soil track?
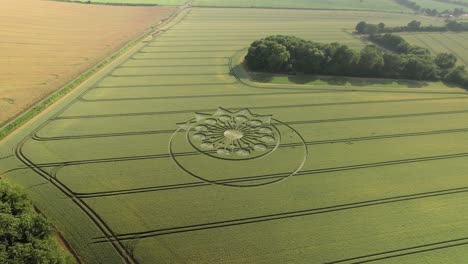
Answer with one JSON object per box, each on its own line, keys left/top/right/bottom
{"left": 0, "top": 0, "right": 175, "bottom": 126}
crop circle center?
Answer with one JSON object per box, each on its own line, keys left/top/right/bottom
{"left": 224, "top": 129, "right": 243, "bottom": 140}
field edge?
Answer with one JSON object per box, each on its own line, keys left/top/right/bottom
{"left": 0, "top": 6, "right": 182, "bottom": 141}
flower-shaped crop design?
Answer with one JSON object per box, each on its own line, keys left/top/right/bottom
{"left": 184, "top": 108, "right": 280, "bottom": 160}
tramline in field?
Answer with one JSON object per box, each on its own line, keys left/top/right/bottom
{"left": 2, "top": 2, "right": 468, "bottom": 264}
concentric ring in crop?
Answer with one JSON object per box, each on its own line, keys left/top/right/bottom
{"left": 169, "top": 108, "right": 308, "bottom": 187}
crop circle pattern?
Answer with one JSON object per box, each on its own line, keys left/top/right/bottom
{"left": 170, "top": 108, "right": 308, "bottom": 187}
{"left": 187, "top": 108, "right": 281, "bottom": 160}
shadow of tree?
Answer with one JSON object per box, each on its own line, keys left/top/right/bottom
{"left": 250, "top": 73, "right": 274, "bottom": 83}
{"left": 288, "top": 74, "right": 430, "bottom": 88}
{"left": 231, "top": 61, "right": 467, "bottom": 90}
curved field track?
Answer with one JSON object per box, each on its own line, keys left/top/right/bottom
{"left": 0, "top": 0, "right": 175, "bottom": 126}
{"left": 2, "top": 6, "right": 468, "bottom": 264}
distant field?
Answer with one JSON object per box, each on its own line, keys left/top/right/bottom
{"left": 192, "top": 0, "right": 412, "bottom": 12}
{"left": 3, "top": 6, "right": 468, "bottom": 263}
{"left": 0, "top": 0, "right": 175, "bottom": 127}
{"left": 410, "top": 0, "right": 466, "bottom": 11}
{"left": 64, "top": 0, "right": 187, "bottom": 5}
{"left": 399, "top": 32, "right": 468, "bottom": 65}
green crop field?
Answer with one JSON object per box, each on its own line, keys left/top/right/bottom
{"left": 2, "top": 6, "right": 468, "bottom": 264}
{"left": 192, "top": 0, "right": 412, "bottom": 12}
{"left": 399, "top": 32, "right": 468, "bottom": 65}
{"left": 64, "top": 0, "right": 187, "bottom": 5}
{"left": 410, "top": 0, "right": 465, "bottom": 11}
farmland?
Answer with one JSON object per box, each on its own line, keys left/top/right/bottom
{"left": 409, "top": 0, "right": 466, "bottom": 11}
{"left": 0, "top": 0, "right": 175, "bottom": 127}
{"left": 399, "top": 32, "right": 468, "bottom": 65}
{"left": 192, "top": 0, "right": 413, "bottom": 12}
{"left": 66, "top": 0, "right": 187, "bottom": 5}
{"left": 2, "top": 2, "right": 468, "bottom": 264}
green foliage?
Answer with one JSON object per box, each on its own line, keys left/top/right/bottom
{"left": 370, "top": 34, "right": 411, "bottom": 53}
{"left": 435, "top": 53, "right": 458, "bottom": 69}
{"left": 358, "top": 45, "right": 385, "bottom": 75}
{"left": 407, "top": 20, "right": 422, "bottom": 30}
{"left": 356, "top": 21, "right": 368, "bottom": 34}
{"left": 445, "top": 66, "right": 468, "bottom": 87}
{"left": 395, "top": 0, "right": 466, "bottom": 15}
{"left": 401, "top": 55, "right": 440, "bottom": 80}
{"left": 0, "top": 181, "right": 70, "bottom": 264}
{"left": 355, "top": 20, "right": 468, "bottom": 34}
{"left": 245, "top": 40, "right": 290, "bottom": 72}
{"left": 245, "top": 34, "right": 468, "bottom": 86}
{"left": 322, "top": 43, "right": 360, "bottom": 75}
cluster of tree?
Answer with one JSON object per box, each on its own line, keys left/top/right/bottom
{"left": 244, "top": 35, "right": 468, "bottom": 88}
{"left": 369, "top": 34, "right": 428, "bottom": 54}
{"left": 395, "top": 0, "right": 466, "bottom": 16}
{"left": 355, "top": 20, "right": 468, "bottom": 34}
{"left": 0, "top": 181, "right": 70, "bottom": 263}
{"left": 369, "top": 33, "right": 468, "bottom": 85}
{"left": 436, "top": 0, "right": 468, "bottom": 8}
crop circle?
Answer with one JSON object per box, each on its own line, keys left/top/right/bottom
{"left": 169, "top": 108, "right": 308, "bottom": 187}
{"left": 186, "top": 108, "right": 281, "bottom": 161}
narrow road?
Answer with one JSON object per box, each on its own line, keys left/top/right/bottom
{"left": 181, "top": 0, "right": 194, "bottom": 9}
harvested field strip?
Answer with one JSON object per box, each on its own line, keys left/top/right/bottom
{"left": 0, "top": 0, "right": 175, "bottom": 126}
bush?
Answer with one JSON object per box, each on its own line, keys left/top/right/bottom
{"left": 0, "top": 181, "right": 70, "bottom": 264}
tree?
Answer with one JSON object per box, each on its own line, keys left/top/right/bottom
{"left": 266, "top": 43, "right": 290, "bottom": 72}
{"left": 365, "top": 24, "right": 379, "bottom": 34}
{"left": 401, "top": 55, "right": 439, "bottom": 80}
{"left": 382, "top": 53, "right": 403, "bottom": 78}
{"left": 408, "top": 46, "right": 431, "bottom": 57}
{"left": 444, "top": 66, "right": 468, "bottom": 87}
{"left": 244, "top": 34, "right": 455, "bottom": 85}
{"left": 356, "top": 21, "right": 368, "bottom": 34}
{"left": 358, "top": 45, "right": 384, "bottom": 76}
{"left": 0, "top": 181, "right": 70, "bottom": 263}
{"left": 369, "top": 34, "right": 410, "bottom": 54}
{"left": 294, "top": 44, "right": 325, "bottom": 74}
{"left": 453, "top": 8, "right": 465, "bottom": 16}
{"left": 407, "top": 20, "right": 421, "bottom": 30}
{"left": 435, "top": 53, "right": 458, "bottom": 70}
{"left": 322, "top": 43, "right": 359, "bottom": 75}
{"left": 378, "top": 22, "right": 386, "bottom": 31}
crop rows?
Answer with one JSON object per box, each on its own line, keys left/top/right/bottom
{"left": 3, "top": 6, "right": 468, "bottom": 263}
